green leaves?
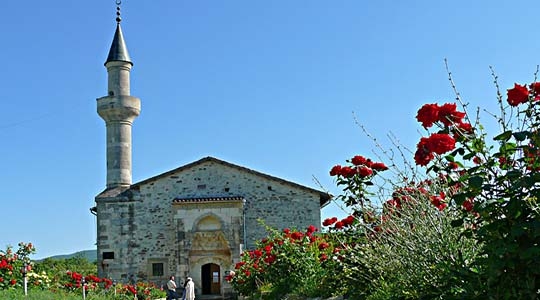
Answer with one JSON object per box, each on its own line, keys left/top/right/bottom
{"left": 451, "top": 218, "right": 464, "bottom": 227}
{"left": 498, "top": 142, "right": 517, "bottom": 155}
{"left": 513, "top": 131, "right": 529, "bottom": 142}
{"left": 468, "top": 176, "right": 484, "bottom": 190}
{"left": 494, "top": 130, "right": 513, "bottom": 142}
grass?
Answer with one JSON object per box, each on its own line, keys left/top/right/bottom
{"left": 0, "top": 289, "right": 141, "bottom": 299}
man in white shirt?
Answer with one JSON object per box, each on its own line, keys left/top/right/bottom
{"left": 166, "top": 276, "right": 179, "bottom": 300}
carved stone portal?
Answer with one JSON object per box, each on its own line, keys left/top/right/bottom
{"left": 191, "top": 231, "right": 230, "bottom": 253}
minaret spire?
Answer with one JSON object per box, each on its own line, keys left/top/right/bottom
{"left": 97, "top": 1, "right": 141, "bottom": 189}
{"left": 106, "top": 2, "right": 132, "bottom": 65}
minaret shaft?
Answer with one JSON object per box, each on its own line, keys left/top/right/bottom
{"left": 105, "top": 120, "right": 134, "bottom": 187}
{"left": 98, "top": 22, "right": 140, "bottom": 189}
{"left": 107, "top": 61, "right": 131, "bottom": 96}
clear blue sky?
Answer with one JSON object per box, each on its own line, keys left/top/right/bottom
{"left": 1, "top": 1, "right": 539, "bottom": 259}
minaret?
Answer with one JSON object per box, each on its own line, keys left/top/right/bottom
{"left": 97, "top": 4, "right": 141, "bottom": 189}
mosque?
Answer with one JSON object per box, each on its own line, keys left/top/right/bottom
{"left": 91, "top": 3, "right": 330, "bottom": 297}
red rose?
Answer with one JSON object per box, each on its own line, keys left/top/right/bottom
{"left": 264, "top": 255, "right": 276, "bottom": 264}
{"left": 462, "top": 199, "right": 474, "bottom": 212}
{"left": 414, "top": 137, "right": 435, "bottom": 166}
{"left": 436, "top": 203, "right": 447, "bottom": 211}
{"left": 416, "top": 103, "right": 440, "bottom": 128}
{"left": 306, "top": 225, "right": 317, "bottom": 233}
{"left": 430, "top": 192, "right": 447, "bottom": 211}
{"left": 457, "top": 122, "right": 472, "bottom": 132}
{"left": 334, "top": 221, "right": 344, "bottom": 229}
{"left": 318, "top": 242, "right": 329, "bottom": 250}
{"left": 291, "top": 232, "right": 303, "bottom": 240}
{"left": 10, "top": 279, "right": 16, "bottom": 285}
{"left": 386, "top": 198, "right": 401, "bottom": 209}
{"left": 438, "top": 103, "right": 465, "bottom": 126}
{"left": 235, "top": 262, "right": 245, "bottom": 269}
{"left": 342, "top": 215, "right": 355, "bottom": 226}
{"left": 127, "top": 285, "right": 137, "bottom": 295}
{"left": 340, "top": 166, "right": 356, "bottom": 178}
{"left": 453, "top": 122, "right": 473, "bottom": 139}
{"left": 498, "top": 156, "right": 512, "bottom": 168}
{"left": 414, "top": 149, "right": 434, "bottom": 166}
{"left": 351, "top": 155, "right": 367, "bottom": 165}
{"left": 323, "top": 217, "right": 337, "bottom": 226}
{"left": 319, "top": 253, "right": 328, "bottom": 262}
{"left": 357, "top": 166, "right": 373, "bottom": 177}
{"left": 507, "top": 83, "right": 529, "bottom": 106}
{"left": 530, "top": 82, "right": 540, "bottom": 98}
{"left": 365, "top": 159, "right": 374, "bottom": 168}
{"left": 426, "top": 133, "right": 456, "bottom": 154}
{"left": 371, "top": 162, "right": 388, "bottom": 171}
{"left": 329, "top": 165, "right": 342, "bottom": 176}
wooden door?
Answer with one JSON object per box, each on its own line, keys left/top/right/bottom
{"left": 202, "top": 263, "right": 220, "bottom": 294}
{"left": 210, "top": 264, "right": 220, "bottom": 294}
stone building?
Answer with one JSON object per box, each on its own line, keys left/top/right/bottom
{"left": 91, "top": 8, "right": 330, "bottom": 298}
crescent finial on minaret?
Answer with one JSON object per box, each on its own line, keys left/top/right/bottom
{"left": 116, "top": 0, "right": 122, "bottom": 24}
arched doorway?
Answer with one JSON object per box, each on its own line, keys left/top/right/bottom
{"left": 201, "top": 263, "right": 220, "bottom": 295}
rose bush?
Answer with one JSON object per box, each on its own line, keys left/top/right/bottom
{"left": 0, "top": 242, "right": 166, "bottom": 299}
{"left": 414, "top": 80, "right": 540, "bottom": 299}
{"left": 0, "top": 242, "right": 35, "bottom": 290}
{"left": 321, "top": 71, "right": 540, "bottom": 299}
{"left": 226, "top": 72, "right": 540, "bottom": 299}
{"left": 57, "top": 269, "right": 162, "bottom": 299}
{"left": 327, "top": 154, "right": 481, "bottom": 299}
{"left": 227, "top": 223, "right": 340, "bottom": 299}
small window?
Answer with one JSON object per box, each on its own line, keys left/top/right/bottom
{"left": 197, "top": 184, "right": 207, "bottom": 189}
{"left": 103, "top": 252, "right": 114, "bottom": 259}
{"left": 152, "top": 263, "right": 164, "bottom": 277}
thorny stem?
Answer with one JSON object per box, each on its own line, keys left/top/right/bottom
{"left": 444, "top": 61, "right": 504, "bottom": 181}
{"left": 352, "top": 113, "right": 418, "bottom": 184}
{"left": 489, "top": 66, "right": 509, "bottom": 132}
{"left": 445, "top": 59, "right": 473, "bottom": 127}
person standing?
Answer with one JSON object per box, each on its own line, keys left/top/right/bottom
{"left": 184, "top": 277, "right": 195, "bottom": 300}
{"left": 166, "top": 276, "right": 179, "bottom": 300}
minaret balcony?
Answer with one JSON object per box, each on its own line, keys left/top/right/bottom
{"left": 97, "top": 95, "right": 141, "bottom": 123}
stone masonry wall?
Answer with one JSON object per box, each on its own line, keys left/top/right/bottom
{"left": 97, "top": 159, "right": 322, "bottom": 287}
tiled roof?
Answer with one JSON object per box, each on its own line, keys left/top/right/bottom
{"left": 95, "top": 186, "right": 133, "bottom": 199}
{"left": 172, "top": 196, "right": 245, "bottom": 203}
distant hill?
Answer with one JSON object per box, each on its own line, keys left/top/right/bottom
{"left": 40, "top": 249, "right": 97, "bottom": 262}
